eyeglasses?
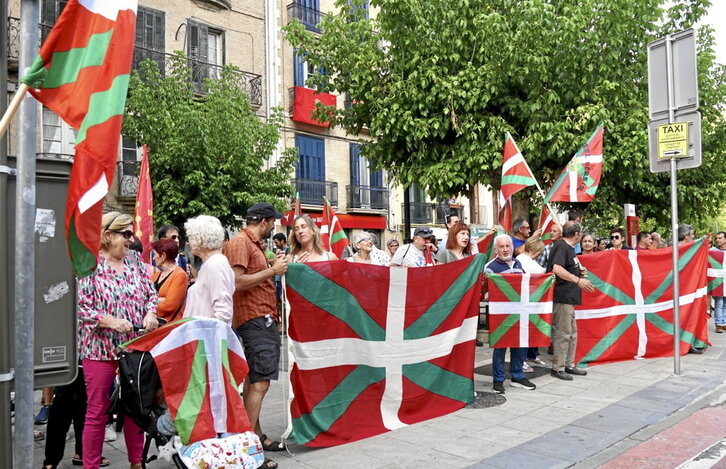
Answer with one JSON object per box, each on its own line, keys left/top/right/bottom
{"left": 359, "top": 238, "right": 373, "bottom": 243}
{"left": 113, "top": 230, "right": 134, "bottom": 239}
{"left": 610, "top": 235, "right": 621, "bottom": 240}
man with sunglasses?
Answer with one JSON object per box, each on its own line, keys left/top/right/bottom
{"left": 608, "top": 228, "right": 632, "bottom": 250}
{"left": 390, "top": 227, "right": 436, "bottom": 267}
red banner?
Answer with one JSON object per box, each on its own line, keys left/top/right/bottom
{"left": 292, "top": 86, "right": 336, "bottom": 127}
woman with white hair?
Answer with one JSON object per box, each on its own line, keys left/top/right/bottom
{"left": 348, "top": 232, "right": 389, "bottom": 266}
{"left": 183, "top": 215, "right": 235, "bottom": 325}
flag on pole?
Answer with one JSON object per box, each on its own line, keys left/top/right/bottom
{"left": 123, "top": 318, "right": 252, "bottom": 444}
{"left": 293, "top": 191, "right": 301, "bottom": 217}
{"left": 574, "top": 239, "right": 709, "bottom": 366}
{"left": 284, "top": 255, "right": 485, "bottom": 446}
{"left": 321, "top": 197, "right": 349, "bottom": 258}
{"left": 133, "top": 144, "right": 153, "bottom": 263}
{"left": 20, "top": 0, "right": 138, "bottom": 277}
{"left": 545, "top": 125, "right": 604, "bottom": 203}
{"left": 498, "top": 133, "right": 537, "bottom": 232}
{"left": 537, "top": 205, "right": 555, "bottom": 245}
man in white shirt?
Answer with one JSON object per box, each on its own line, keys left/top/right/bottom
{"left": 391, "top": 227, "right": 436, "bottom": 267}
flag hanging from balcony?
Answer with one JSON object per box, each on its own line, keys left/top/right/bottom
{"left": 20, "top": 0, "right": 137, "bottom": 277}
{"left": 134, "top": 144, "right": 153, "bottom": 263}
{"left": 292, "top": 86, "right": 337, "bottom": 127}
{"left": 545, "top": 125, "right": 604, "bottom": 203}
{"left": 498, "top": 133, "right": 536, "bottom": 232}
{"left": 321, "top": 197, "right": 349, "bottom": 258}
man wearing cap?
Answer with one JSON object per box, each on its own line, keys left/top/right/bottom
{"left": 225, "top": 202, "right": 288, "bottom": 460}
{"left": 390, "top": 227, "right": 436, "bottom": 267}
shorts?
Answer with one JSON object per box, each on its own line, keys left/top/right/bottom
{"left": 236, "top": 316, "right": 281, "bottom": 383}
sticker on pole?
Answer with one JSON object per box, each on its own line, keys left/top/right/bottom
{"left": 657, "top": 122, "right": 688, "bottom": 159}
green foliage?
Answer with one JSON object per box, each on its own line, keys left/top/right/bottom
{"left": 123, "top": 53, "right": 296, "bottom": 229}
{"left": 284, "top": 0, "right": 726, "bottom": 230}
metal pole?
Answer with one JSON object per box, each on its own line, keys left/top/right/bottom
{"left": 0, "top": 0, "right": 15, "bottom": 466}
{"left": 665, "top": 34, "right": 681, "bottom": 374}
{"left": 14, "top": 0, "right": 40, "bottom": 466}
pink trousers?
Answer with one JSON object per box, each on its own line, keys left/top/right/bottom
{"left": 82, "top": 359, "right": 144, "bottom": 468}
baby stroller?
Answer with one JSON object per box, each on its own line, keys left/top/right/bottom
{"left": 113, "top": 317, "right": 265, "bottom": 468}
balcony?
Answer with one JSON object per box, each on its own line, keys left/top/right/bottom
{"left": 132, "top": 46, "right": 262, "bottom": 107}
{"left": 287, "top": 2, "right": 322, "bottom": 33}
{"left": 403, "top": 202, "right": 433, "bottom": 224}
{"left": 346, "top": 185, "right": 388, "bottom": 211}
{"left": 117, "top": 160, "right": 141, "bottom": 199}
{"left": 293, "top": 178, "right": 338, "bottom": 206}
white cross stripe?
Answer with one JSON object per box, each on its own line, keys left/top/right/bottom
{"left": 707, "top": 268, "right": 726, "bottom": 279}
{"left": 77, "top": 174, "right": 109, "bottom": 213}
{"left": 568, "top": 170, "right": 578, "bottom": 201}
{"left": 488, "top": 299, "right": 553, "bottom": 348}
{"left": 519, "top": 274, "right": 531, "bottom": 346}
{"left": 628, "top": 250, "right": 648, "bottom": 359}
{"left": 502, "top": 151, "right": 525, "bottom": 174}
{"left": 577, "top": 154, "right": 603, "bottom": 163}
{"left": 574, "top": 287, "right": 708, "bottom": 320}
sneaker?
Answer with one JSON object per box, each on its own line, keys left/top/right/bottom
{"left": 565, "top": 366, "right": 587, "bottom": 376}
{"left": 34, "top": 405, "right": 50, "bottom": 425}
{"left": 104, "top": 423, "right": 118, "bottom": 442}
{"left": 511, "top": 377, "right": 536, "bottom": 390}
{"left": 531, "top": 357, "right": 547, "bottom": 367}
{"left": 34, "top": 430, "right": 45, "bottom": 441}
{"left": 716, "top": 325, "right": 723, "bottom": 333}
{"left": 550, "top": 369, "right": 573, "bottom": 381}
{"left": 522, "top": 362, "right": 534, "bottom": 373}
{"left": 493, "top": 381, "right": 505, "bottom": 394}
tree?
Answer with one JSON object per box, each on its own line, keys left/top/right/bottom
{"left": 284, "top": 0, "right": 726, "bottom": 230}
{"left": 123, "top": 53, "right": 297, "bottom": 229}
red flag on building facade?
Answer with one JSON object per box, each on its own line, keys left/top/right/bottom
{"left": 545, "top": 125, "right": 604, "bottom": 203}
{"left": 20, "top": 0, "right": 137, "bottom": 277}
{"left": 498, "top": 133, "right": 536, "bottom": 232}
{"left": 321, "top": 197, "right": 349, "bottom": 258}
{"left": 133, "top": 145, "right": 153, "bottom": 262}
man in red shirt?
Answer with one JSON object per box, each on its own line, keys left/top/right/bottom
{"left": 225, "top": 203, "right": 288, "bottom": 460}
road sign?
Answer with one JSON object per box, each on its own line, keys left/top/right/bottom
{"left": 648, "top": 29, "right": 698, "bottom": 120}
{"left": 648, "top": 111, "right": 701, "bottom": 173}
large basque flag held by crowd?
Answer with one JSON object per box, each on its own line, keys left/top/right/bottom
{"left": 575, "top": 238, "right": 710, "bottom": 366}
{"left": 284, "top": 255, "right": 485, "bottom": 447}
{"left": 21, "top": 0, "right": 137, "bottom": 277}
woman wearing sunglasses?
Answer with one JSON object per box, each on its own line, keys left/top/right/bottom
{"left": 347, "top": 232, "right": 390, "bottom": 265}
{"left": 76, "top": 211, "right": 159, "bottom": 469}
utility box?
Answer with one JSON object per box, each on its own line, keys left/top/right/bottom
{"left": 6, "top": 156, "right": 77, "bottom": 388}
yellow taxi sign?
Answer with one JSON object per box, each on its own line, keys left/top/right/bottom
{"left": 657, "top": 122, "right": 689, "bottom": 159}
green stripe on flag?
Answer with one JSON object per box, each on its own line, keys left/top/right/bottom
{"left": 501, "top": 175, "right": 536, "bottom": 186}
{"left": 175, "top": 340, "right": 209, "bottom": 444}
{"left": 290, "top": 365, "right": 385, "bottom": 445}
{"left": 586, "top": 270, "right": 635, "bottom": 305}
{"left": 41, "top": 30, "right": 113, "bottom": 89}
{"left": 544, "top": 171, "right": 568, "bottom": 203}
{"left": 488, "top": 314, "right": 520, "bottom": 346}
{"left": 708, "top": 278, "right": 724, "bottom": 292}
{"left": 487, "top": 274, "right": 520, "bottom": 302}
{"left": 286, "top": 264, "right": 385, "bottom": 341}
{"left": 645, "top": 239, "right": 704, "bottom": 304}
{"left": 76, "top": 74, "right": 131, "bottom": 144}
{"left": 403, "top": 361, "right": 473, "bottom": 404}
{"left": 529, "top": 314, "right": 552, "bottom": 338}
{"left": 646, "top": 314, "right": 709, "bottom": 349}
{"left": 67, "top": 213, "right": 98, "bottom": 278}
{"left": 330, "top": 230, "right": 347, "bottom": 244}
{"left": 578, "top": 315, "right": 636, "bottom": 365}
{"left": 530, "top": 275, "right": 555, "bottom": 302}
{"left": 708, "top": 256, "right": 723, "bottom": 269}
{"left": 219, "top": 339, "right": 239, "bottom": 388}
{"left": 404, "top": 255, "right": 485, "bottom": 339}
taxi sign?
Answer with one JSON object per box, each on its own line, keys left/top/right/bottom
{"left": 657, "top": 122, "right": 688, "bottom": 159}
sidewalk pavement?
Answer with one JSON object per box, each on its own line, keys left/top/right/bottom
{"left": 31, "top": 319, "right": 726, "bottom": 468}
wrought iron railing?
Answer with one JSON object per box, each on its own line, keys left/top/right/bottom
{"left": 37, "top": 152, "right": 74, "bottom": 161}
{"left": 346, "top": 185, "right": 388, "bottom": 210}
{"left": 117, "top": 161, "right": 141, "bottom": 199}
{"left": 7, "top": 17, "right": 20, "bottom": 62}
{"left": 292, "top": 178, "right": 338, "bottom": 206}
{"left": 287, "top": 2, "right": 322, "bottom": 33}
{"left": 403, "top": 202, "right": 433, "bottom": 224}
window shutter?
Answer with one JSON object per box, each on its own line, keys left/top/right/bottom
{"left": 188, "top": 20, "right": 209, "bottom": 63}
{"left": 349, "top": 144, "right": 360, "bottom": 186}
{"left": 293, "top": 50, "right": 305, "bottom": 87}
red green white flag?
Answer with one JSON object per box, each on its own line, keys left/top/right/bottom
{"left": 20, "top": 0, "right": 137, "bottom": 277}
{"left": 487, "top": 273, "right": 555, "bottom": 348}
{"left": 284, "top": 255, "right": 485, "bottom": 446}
{"left": 537, "top": 205, "right": 555, "bottom": 245}
{"left": 133, "top": 144, "right": 153, "bottom": 263}
{"left": 498, "top": 133, "right": 537, "bottom": 232}
{"left": 123, "top": 318, "right": 252, "bottom": 445}
{"left": 707, "top": 249, "right": 726, "bottom": 296}
{"left": 545, "top": 124, "right": 604, "bottom": 203}
{"left": 321, "top": 197, "right": 349, "bottom": 258}
{"left": 575, "top": 238, "right": 709, "bottom": 366}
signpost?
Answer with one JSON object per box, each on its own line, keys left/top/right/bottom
{"left": 647, "top": 28, "right": 701, "bottom": 375}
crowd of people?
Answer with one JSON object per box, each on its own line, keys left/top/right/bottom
{"left": 33, "top": 201, "right": 721, "bottom": 468}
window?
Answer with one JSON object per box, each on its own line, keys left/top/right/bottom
{"left": 290, "top": 0, "right": 321, "bottom": 32}
{"left": 188, "top": 20, "right": 225, "bottom": 84}
{"left": 135, "top": 6, "right": 165, "bottom": 72}
{"left": 293, "top": 50, "right": 316, "bottom": 88}
{"left": 295, "top": 134, "right": 326, "bottom": 203}
{"left": 41, "top": 107, "right": 75, "bottom": 156}
{"left": 120, "top": 137, "right": 141, "bottom": 175}
{"left": 350, "top": 143, "right": 384, "bottom": 208}
{"left": 347, "top": 0, "right": 369, "bottom": 20}
{"left": 41, "top": 0, "right": 67, "bottom": 42}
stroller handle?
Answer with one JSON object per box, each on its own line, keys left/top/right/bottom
{"left": 132, "top": 317, "right": 168, "bottom": 334}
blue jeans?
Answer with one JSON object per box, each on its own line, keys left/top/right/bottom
{"left": 715, "top": 297, "right": 726, "bottom": 326}
{"left": 492, "top": 348, "right": 527, "bottom": 382}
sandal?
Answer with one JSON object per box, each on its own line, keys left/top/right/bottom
{"left": 260, "top": 433, "right": 286, "bottom": 452}
{"left": 261, "top": 458, "right": 278, "bottom": 469}
{"left": 72, "top": 455, "right": 110, "bottom": 467}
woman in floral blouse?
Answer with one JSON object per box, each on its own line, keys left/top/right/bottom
{"left": 77, "top": 212, "right": 158, "bottom": 469}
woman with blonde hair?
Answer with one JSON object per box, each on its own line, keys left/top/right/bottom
{"left": 287, "top": 214, "right": 338, "bottom": 263}
{"left": 77, "top": 211, "right": 158, "bottom": 469}
{"left": 183, "top": 215, "right": 235, "bottom": 325}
